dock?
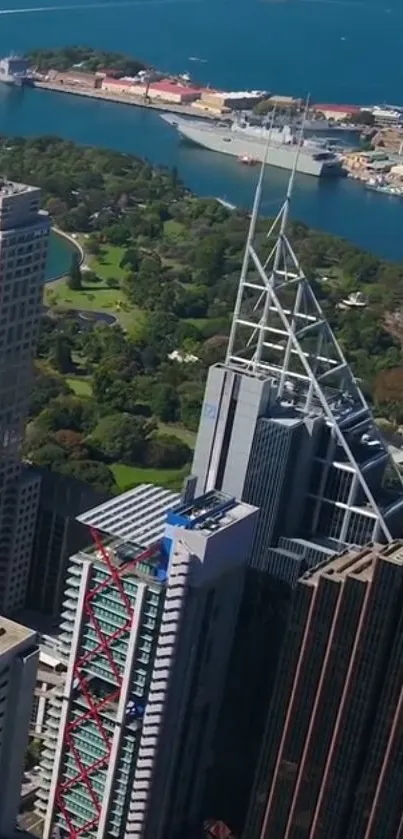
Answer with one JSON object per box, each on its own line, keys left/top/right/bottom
{"left": 32, "top": 81, "right": 219, "bottom": 120}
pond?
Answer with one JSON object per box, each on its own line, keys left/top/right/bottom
{"left": 46, "top": 231, "right": 77, "bottom": 282}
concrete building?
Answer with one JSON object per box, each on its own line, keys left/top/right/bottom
{"left": 101, "top": 77, "right": 146, "bottom": 96}
{"left": 148, "top": 80, "right": 201, "bottom": 104}
{"left": 38, "top": 484, "right": 257, "bottom": 839}
{"left": 30, "top": 646, "right": 66, "bottom": 739}
{"left": 314, "top": 103, "right": 360, "bottom": 121}
{"left": 246, "top": 541, "right": 403, "bottom": 839}
{"left": 0, "top": 180, "right": 50, "bottom": 613}
{"left": 200, "top": 89, "right": 267, "bottom": 111}
{"left": 26, "top": 467, "right": 109, "bottom": 619}
{"left": 0, "top": 615, "right": 39, "bottom": 836}
{"left": 48, "top": 70, "right": 99, "bottom": 89}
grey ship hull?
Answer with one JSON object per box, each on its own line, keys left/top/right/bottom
{"left": 162, "top": 116, "right": 342, "bottom": 177}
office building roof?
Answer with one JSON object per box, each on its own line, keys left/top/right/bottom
{"left": 78, "top": 483, "right": 181, "bottom": 544}
{"left": 0, "top": 180, "right": 39, "bottom": 197}
{"left": 0, "top": 616, "right": 35, "bottom": 653}
{"left": 304, "top": 541, "right": 403, "bottom": 585}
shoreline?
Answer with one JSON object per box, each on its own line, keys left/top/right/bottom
{"left": 48, "top": 227, "right": 84, "bottom": 283}
{"left": 33, "top": 81, "right": 218, "bottom": 120}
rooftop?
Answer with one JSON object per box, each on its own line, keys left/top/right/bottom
{"left": 78, "top": 483, "right": 180, "bottom": 544}
{"left": 80, "top": 534, "right": 169, "bottom": 585}
{"left": 304, "top": 541, "right": 403, "bottom": 585}
{"left": 150, "top": 79, "right": 201, "bottom": 95}
{"left": 103, "top": 76, "right": 136, "bottom": 87}
{"left": 314, "top": 103, "right": 360, "bottom": 114}
{"left": 0, "top": 615, "right": 36, "bottom": 654}
{"left": 168, "top": 490, "right": 258, "bottom": 535}
{"left": 0, "top": 179, "right": 38, "bottom": 197}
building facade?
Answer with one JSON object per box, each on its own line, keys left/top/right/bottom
{"left": 0, "top": 180, "right": 50, "bottom": 613}
{"left": 0, "top": 615, "right": 39, "bottom": 835}
{"left": 246, "top": 541, "right": 403, "bottom": 839}
{"left": 30, "top": 646, "right": 66, "bottom": 739}
{"left": 38, "top": 485, "right": 257, "bottom": 839}
{"left": 191, "top": 162, "right": 403, "bottom": 835}
{"left": 27, "top": 466, "right": 109, "bottom": 619}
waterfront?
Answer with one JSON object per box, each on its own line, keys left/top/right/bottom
{"left": 0, "top": 0, "right": 403, "bottom": 259}
{"left": 46, "top": 231, "right": 76, "bottom": 281}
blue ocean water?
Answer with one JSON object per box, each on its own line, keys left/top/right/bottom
{"left": 0, "top": 0, "right": 402, "bottom": 259}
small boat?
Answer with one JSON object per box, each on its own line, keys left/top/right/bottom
{"left": 188, "top": 56, "right": 207, "bottom": 63}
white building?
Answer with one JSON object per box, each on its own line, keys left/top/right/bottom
{"left": 0, "top": 180, "right": 50, "bottom": 613}
{"left": 0, "top": 615, "right": 39, "bottom": 835}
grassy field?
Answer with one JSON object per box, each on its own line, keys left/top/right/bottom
{"left": 44, "top": 276, "right": 139, "bottom": 330}
{"left": 66, "top": 376, "right": 92, "bottom": 397}
{"left": 111, "top": 463, "right": 189, "bottom": 492}
{"left": 90, "top": 245, "right": 127, "bottom": 281}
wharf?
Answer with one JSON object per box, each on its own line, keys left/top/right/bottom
{"left": 32, "top": 80, "right": 219, "bottom": 120}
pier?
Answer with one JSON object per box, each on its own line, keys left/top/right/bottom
{"left": 32, "top": 81, "right": 219, "bottom": 120}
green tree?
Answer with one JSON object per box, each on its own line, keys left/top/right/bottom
{"left": 29, "top": 368, "right": 72, "bottom": 418}
{"left": 144, "top": 435, "right": 191, "bottom": 469}
{"left": 178, "top": 382, "right": 205, "bottom": 431}
{"left": 151, "top": 383, "right": 180, "bottom": 422}
{"left": 68, "top": 253, "right": 83, "bottom": 291}
{"left": 194, "top": 236, "right": 226, "bottom": 285}
{"left": 120, "top": 247, "right": 140, "bottom": 272}
{"left": 31, "top": 442, "right": 67, "bottom": 469}
{"left": 51, "top": 334, "right": 73, "bottom": 374}
{"left": 36, "top": 395, "right": 97, "bottom": 434}
{"left": 88, "top": 413, "right": 156, "bottom": 463}
{"left": 60, "top": 459, "right": 117, "bottom": 494}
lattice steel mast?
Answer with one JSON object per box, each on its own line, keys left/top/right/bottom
{"left": 225, "top": 128, "right": 403, "bottom": 545}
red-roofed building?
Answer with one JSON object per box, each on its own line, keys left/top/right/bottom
{"left": 101, "top": 76, "right": 146, "bottom": 95}
{"left": 314, "top": 103, "right": 361, "bottom": 121}
{"left": 148, "top": 79, "right": 201, "bottom": 104}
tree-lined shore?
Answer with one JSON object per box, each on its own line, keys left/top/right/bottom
{"left": 1, "top": 135, "right": 402, "bottom": 493}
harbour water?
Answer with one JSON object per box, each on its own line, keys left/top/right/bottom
{"left": 0, "top": 0, "right": 402, "bottom": 260}
{"left": 46, "top": 231, "right": 76, "bottom": 281}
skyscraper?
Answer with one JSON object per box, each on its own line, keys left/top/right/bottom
{"left": 0, "top": 615, "right": 39, "bottom": 836}
{"left": 246, "top": 541, "right": 403, "bottom": 839}
{"left": 192, "top": 159, "right": 403, "bottom": 583}
{"left": 192, "top": 154, "right": 403, "bottom": 834}
{"left": 26, "top": 465, "right": 109, "bottom": 619}
{"left": 0, "top": 180, "right": 50, "bottom": 613}
{"left": 39, "top": 484, "right": 257, "bottom": 839}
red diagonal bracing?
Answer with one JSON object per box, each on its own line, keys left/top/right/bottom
{"left": 54, "top": 528, "right": 160, "bottom": 839}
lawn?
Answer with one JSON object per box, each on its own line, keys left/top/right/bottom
{"left": 66, "top": 376, "right": 92, "bottom": 397}
{"left": 44, "top": 276, "right": 141, "bottom": 330}
{"left": 89, "top": 245, "right": 127, "bottom": 281}
{"left": 111, "top": 463, "right": 189, "bottom": 493}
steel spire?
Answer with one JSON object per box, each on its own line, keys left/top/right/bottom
{"left": 225, "top": 106, "right": 403, "bottom": 545}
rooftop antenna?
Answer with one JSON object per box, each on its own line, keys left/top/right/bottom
{"left": 226, "top": 106, "right": 276, "bottom": 357}
{"left": 224, "top": 94, "right": 403, "bottom": 545}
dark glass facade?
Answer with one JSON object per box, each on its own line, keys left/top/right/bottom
{"left": 245, "top": 542, "right": 403, "bottom": 839}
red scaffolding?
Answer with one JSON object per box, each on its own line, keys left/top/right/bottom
{"left": 54, "top": 527, "right": 157, "bottom": 839}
